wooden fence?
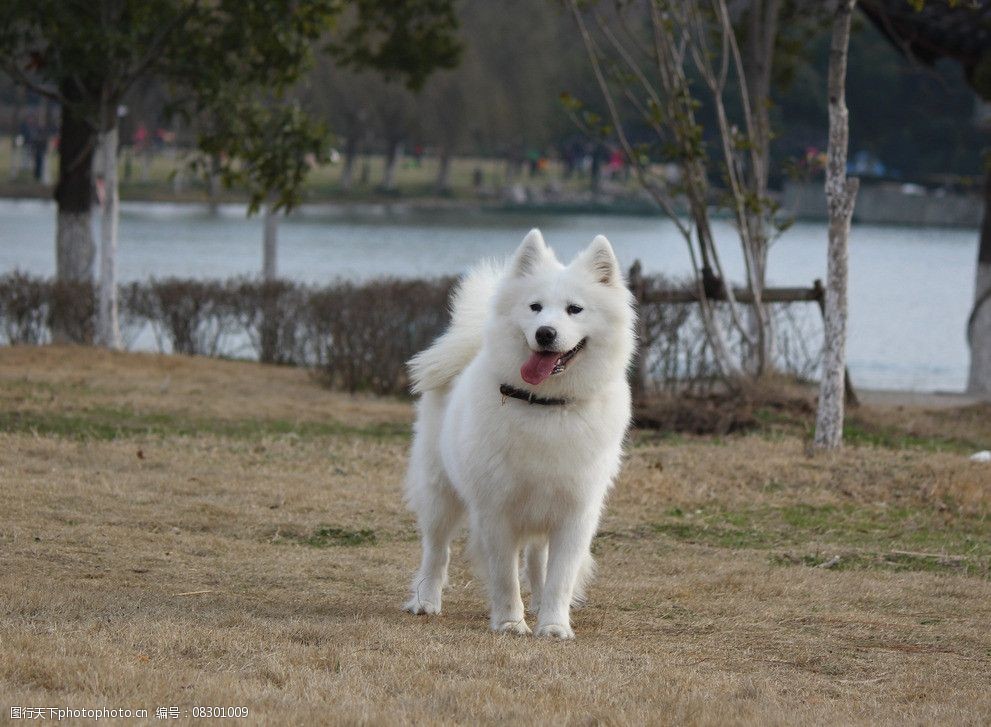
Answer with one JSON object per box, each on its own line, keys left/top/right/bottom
{"left": 627, "top": 261, "right": 857, "bottom": 405}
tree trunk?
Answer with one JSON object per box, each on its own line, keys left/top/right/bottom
{"left": 967, "top": 163, "right": 991, "bottom": 396}
{"left": 380, "top": 139, "right": 402, "bottom": 191}
{"left": 627, "top": 260, "right": 648, "bottom": 403}
{"left": 435, "top": 146, "right": 452, "bottom": 194}
{"left": 814, "top": 0, "right": 859, "bottom": 451}
{"left": 35, "top": 99, "right": 53, "bottom": 184}
{"left": 260, "top": 201, "right": 279, "bottom": 364}
{"left": 96, "top": 125, "right": 122, "bottom": 349}
{"left": 54, "top": 92, "right": 96, "bottom": 284}
{"left": 340, "top": 135, "right": 358, "bottom": 191}
{"left": 9, "top": 87, "right": 23, "bottom": 181}
{"left": 741, "top": 0, "right": 782, "bottom": 373}
{"left": 742, "top": 0, "right": 780, "bottom": 282}
{"left": 263, "top": 202, "right": 278, "bottom": 281}
{"left": 55, "top": 211, "right": 95, "bottom": 280}
{"left": 53, "top": 86, "right": 97, "bottom": 344}
{"left": 207, "top": 154, "right": 222, "bottom": 215}
{"left": 590, "top": 146, "right": 602, "bottom": 193}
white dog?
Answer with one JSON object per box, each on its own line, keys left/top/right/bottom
{"left": 402, "top": 229, "right": 636, "bottom": 639}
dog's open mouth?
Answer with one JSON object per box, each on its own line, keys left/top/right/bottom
{"left": 520, "top": 338, "right": 587, "bottom": 386}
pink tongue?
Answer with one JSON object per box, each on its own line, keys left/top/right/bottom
{"left": 520, "top": 351, "right": 560, "bottom": 386}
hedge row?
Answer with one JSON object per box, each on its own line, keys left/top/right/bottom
{"left": 0, "top": 272, "right": 454, "bottom": 395}
{"left": 0, "top": 272, "right": 821, "bottom": 395}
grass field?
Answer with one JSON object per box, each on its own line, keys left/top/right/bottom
{"left": 2, "top": 346, "right": 990, "bottom": 725}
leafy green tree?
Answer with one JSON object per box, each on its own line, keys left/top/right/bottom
{"left": 0, "top": 0, "right": 460, "bottom": 348}
{"left": 0, "top": 0, "right": 337, "bottom": 344}
{"left": 328, "top": 0, "right": 461, "bottom": 91}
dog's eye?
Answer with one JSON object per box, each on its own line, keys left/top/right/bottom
{"left": 530, "top": 302, "right": 542, "bottom": 312}
{"left": 566, "top": 304, "right": 584, "bottom": 315}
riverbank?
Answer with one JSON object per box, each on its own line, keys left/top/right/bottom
{"left": 3, "top": 144, "right": 983, "bottom": 227}
{"left": 4, "top": 182, "right": 983, "bottom": 228}
{"left": 0, "top": 172, "right": 671, "bottom": 217}
{"left": 2, "top": 346, "right": 989, "bottom": 724}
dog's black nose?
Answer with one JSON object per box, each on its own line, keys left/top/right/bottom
{"left": 535, "top": 326, "right": 557, "bottom": 348}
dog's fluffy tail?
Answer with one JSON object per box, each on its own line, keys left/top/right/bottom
{"left": 408, "top": 259, "right": 503, "bottom": 394}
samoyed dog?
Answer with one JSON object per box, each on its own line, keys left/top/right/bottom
{"left": 402, "top": 229, "right": 636, "bottom": 639}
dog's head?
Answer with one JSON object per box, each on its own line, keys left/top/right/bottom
{"left": 488, "top": 229, "right": 636, "bottom": 396}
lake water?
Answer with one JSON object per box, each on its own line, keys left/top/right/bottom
{"left": 0, "top": 198, "right": 977, "bottom": 393}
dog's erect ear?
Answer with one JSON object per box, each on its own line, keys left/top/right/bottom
{"left": 510, "top": 228, "right": 554, "bottom": 277}
{"left": 579, "top": 235, "right": 621, "bottom": 286}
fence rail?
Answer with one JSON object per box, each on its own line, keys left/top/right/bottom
{"left": 639, "top": 282, "right": 824, "bottom": 305}
{"left": 627, "top": 261, "right": 856, "bottom": 405}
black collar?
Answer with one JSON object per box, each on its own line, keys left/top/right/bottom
{"left": 499, "top": 384, "right": 567, "bottom": 406}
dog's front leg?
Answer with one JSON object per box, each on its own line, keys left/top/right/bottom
{"left": 479, "top": 523, "right": 529, "bottom": 634}
{"left": 536, "top": 515, "right": 598, "bottom": 640}
{"left": 524, "top": 539, "right": 548, "bottom": 615}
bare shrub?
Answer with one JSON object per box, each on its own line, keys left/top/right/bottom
{"left": 0, "top": 272, "right": 50, "bottom": 344}
{"left": 307, "top": 277, "right": 454, "bottom": 394}
{"left": 0, "top": 272, "right": 822, "bottom": 401}
{"left": 228, "top": 279, "right": 308, "bottom": 364}
{"left": 117, "top": 282, "right": 150, "bottom": 349}
{"left": 636, "top": 274, "right": 823, "bottom": 396}
{"left": 48, "top": 279, "right": 96, "bottom": 344}
{"left": 130, "top": 279, "right": 237, "bottom": 356}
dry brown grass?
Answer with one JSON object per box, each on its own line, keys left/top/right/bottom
{"left": 2, "top": 346, "right": 990, "bottom": 725}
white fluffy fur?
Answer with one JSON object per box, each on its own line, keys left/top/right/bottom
{"left": 402, "top": 228, "right": 636, "bottom": 639}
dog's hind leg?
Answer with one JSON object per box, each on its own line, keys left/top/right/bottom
{"left": 523, "top": 539, "right": 547, "bottom": 615}
{"left": 404, "top": 478, "right": 463, "bottom": 616}
{"left": 570, "top": 550, "right": 595, "bottom": 609}
{"left": 404, "top": 391, "right": 463, "bottom": 616}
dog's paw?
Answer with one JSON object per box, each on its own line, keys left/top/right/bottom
{"left": 535, "top": 622, "right": 574, "bottom": 640}
{"left": 492, "top": 619, "right": 531, "bottom": 635}
{"left": 403, "top": 597, "right": 441, "bottom": 616}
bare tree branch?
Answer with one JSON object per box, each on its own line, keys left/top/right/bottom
{"left": 0, "top": 60, "right": 65, "bottom": 103}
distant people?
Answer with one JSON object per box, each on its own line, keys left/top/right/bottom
{"left": 155, "top": 128, "right": 176, "bottom": 160}
{"left": 133, "top": 122, "right": 151, "bottom": 181}
{"left": 527, "top": 149, "right": 541, "bottom": 177}
{"left": 606, "top": 147, "right": 625, "bottom": 180}
{"left": 132, "top": 122, "right": 149, "bottom": 151}
{"left": 31, "top": 120, "right": 49, "bottom": 182}
{"left": 16, "top": 118, "right": 33, "bottom": 178}
{"left": 11, "top": 111, "right": 51, "bottom": 183}
{"left": 561, "top": 140, "right": 583, "bottom": 180}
